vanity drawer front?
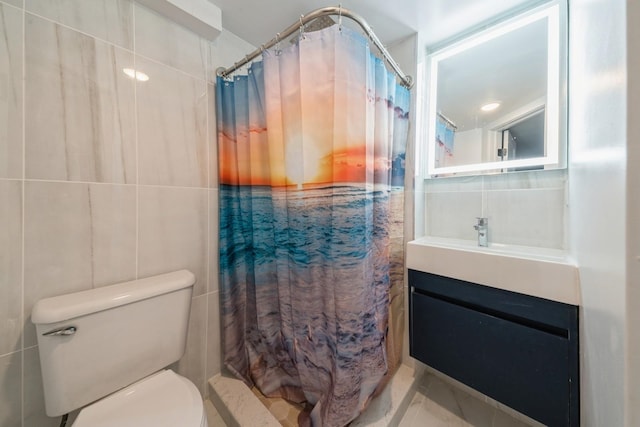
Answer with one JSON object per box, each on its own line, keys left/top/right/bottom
{"left": 411, "top": 290, "right": 572, "bottom": 427}
{"left": 408, "top": 269, "right": 576, "bottom": 331}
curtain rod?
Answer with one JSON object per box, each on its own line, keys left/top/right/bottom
{"left": 216, "top": 6, "right": 414, "bottom": 89}
{"left": 437, "top": 112, "right": 458, "bottom": 130}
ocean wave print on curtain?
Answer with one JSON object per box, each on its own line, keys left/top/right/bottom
{"left": 217, "top": 25, "right": 410, "bottom": 427}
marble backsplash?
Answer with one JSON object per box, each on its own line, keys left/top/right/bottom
{"left": 417, "top": 169, "right": 568, "bottom": 250}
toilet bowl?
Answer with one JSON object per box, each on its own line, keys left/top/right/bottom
{"left": 31, "top": 270, "right": 206, "bottom": 426}
{"left": 73, "top": 370, "right": 207, "bottom": 427}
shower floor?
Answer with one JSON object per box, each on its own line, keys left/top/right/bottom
{"left": 208, "top": 365, "right": 540, "bottom": 426}
{"left": 250, "top": 387, "right": 306, "bottom": 427}
{"left": 209, "top": 364, "right": 415, "bottom": 427}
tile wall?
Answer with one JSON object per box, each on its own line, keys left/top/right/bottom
{"left": 419, "top": 169, "right": 568, "bottom": 249}
{"left": 0, "top": 1, "right": 254, "bottom": 426}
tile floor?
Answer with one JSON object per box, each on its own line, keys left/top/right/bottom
{"left": 206, "top": 371, "right": 542, "bottom": 427}
{"left": 397, "top": 372, "right": 542, "bottom": 427}
{"left": 205, "top": 399, "right": 228, "bottom": 426}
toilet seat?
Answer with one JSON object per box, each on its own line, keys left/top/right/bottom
{"left": 73, "top": 370, "right": 207, "bottom": 427}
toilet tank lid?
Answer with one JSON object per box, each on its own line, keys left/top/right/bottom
{"left": 31, "top": 270, "right": 196, "bottom": 325}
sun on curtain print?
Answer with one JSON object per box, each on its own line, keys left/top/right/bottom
{"left": 217, "top": 25, "right": 410, "bottom": 427}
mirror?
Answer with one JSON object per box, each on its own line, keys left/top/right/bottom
{"left": 426, "top": 2, "right": 565, "bottom": 177}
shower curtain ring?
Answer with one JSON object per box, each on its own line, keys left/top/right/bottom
{"left": 275, "top": 33, "right": 281, "bottom": 55}
{"left": 338, "top": 4, "right": 343, "bottom": 31}
{"left": 299, "top": 15, "right": 305, "bottom": 39}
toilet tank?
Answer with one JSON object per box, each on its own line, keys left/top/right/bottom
{"left": 31, "top": 270, "right": 196, "bottom": 417}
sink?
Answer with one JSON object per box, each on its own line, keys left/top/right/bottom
{"left": 407, "top": 236, "right": 580, "bottom": 305}
{"left": 410, "top": 236, "right": 572, "bottom": 262}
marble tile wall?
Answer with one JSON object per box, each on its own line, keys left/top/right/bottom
{"left": 421, "top": 169, "right": 568, "bottom": 249}
{"left": 0, "top": 1, "right": 255, "bottom": 426}
{"left": 24, "top": 15, "right": 137, "bottom": 183}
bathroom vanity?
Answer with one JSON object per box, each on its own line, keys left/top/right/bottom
{"left": 407, "top": 238, "right": 580, "bottom": 427}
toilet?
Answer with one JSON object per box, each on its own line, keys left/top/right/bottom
{"left": 31, "top": 270, "right": 208, "bottom": 427}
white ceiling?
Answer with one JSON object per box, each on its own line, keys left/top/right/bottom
{"left": 207, "top": 0, "right": 536, "bottom": 47}
{"left": 437, "top": 17, "right": 548, "bottom": 130}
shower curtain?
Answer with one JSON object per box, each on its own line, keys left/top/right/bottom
{"left": 217, "top": 25, "right": 410, "bottom": 427}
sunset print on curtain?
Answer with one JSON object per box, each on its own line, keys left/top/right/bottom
{"left": 217, "top": 25, "right": 410, "bottom": 427}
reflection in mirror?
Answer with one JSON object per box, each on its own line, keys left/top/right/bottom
{"left": 426, "top": 2, "right": 565, "bottom": 177}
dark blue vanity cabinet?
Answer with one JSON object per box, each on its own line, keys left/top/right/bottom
{"left": 408, "top": 269, "right": 579, "bottom": 427}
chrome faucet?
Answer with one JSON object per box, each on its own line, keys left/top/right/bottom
{"left": 474, "top": 217, "right": 488, "bottom": 247}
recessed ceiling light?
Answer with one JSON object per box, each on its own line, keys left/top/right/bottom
{"left": 122, "top": 68, "right": 149, "bottom": 82}
{"left": 480, "top": 102, "right": 501, "bottom": 112}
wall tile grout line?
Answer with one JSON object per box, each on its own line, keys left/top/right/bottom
{"left": 0, "top": 348, "right": 23, "bottom": 359}
{"left": 133, "top": 1, "right": 139, "bottom": 282}
{"left": 481, "top": 175, "right": 486, "bottom": 216}
{"left": 203, "top": 69, "right": 211, "bottom": 397}
{"left": 0, "top": 1, "right": 20, "bottom": 12}
{"left": 423, "top": 185, "right": 566, "bottom": 194}
{"left": 134, "top": 49, "right": 211, "bottom": 85}
{"left": 21, "top": 178, "right": 210, "bottom": 191}
{"left": 132, "top": 2, "right": 210, "bottom": 83}
{"left": 22, "top": 8, "right": 212, "bottom": 85}
{"left": 20, "top": 2, "right": 26, "bottom": 425}
{"left": 22, "top": 10, "right": 134, "bottom": 53}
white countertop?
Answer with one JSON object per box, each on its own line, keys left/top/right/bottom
{"left": 407, "top": 237, "right": 581, "bottom": 306}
